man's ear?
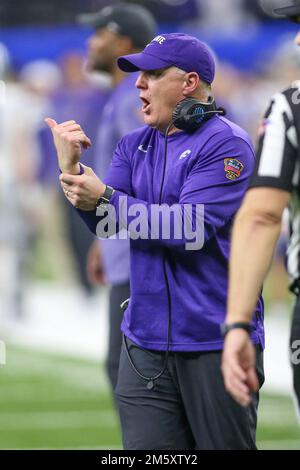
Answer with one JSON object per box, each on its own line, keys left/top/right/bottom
{"left": 182, "top": 72, "right": 200, "bottom": 96}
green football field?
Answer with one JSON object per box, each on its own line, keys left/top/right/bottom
{"left": 0, "top": 344, "right": 299, "bottom": 450}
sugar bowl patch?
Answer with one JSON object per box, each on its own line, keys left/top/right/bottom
{"left": 224, "top": 158, "right": 244, "bottom": 180}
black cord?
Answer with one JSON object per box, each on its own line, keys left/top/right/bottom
{"left": 123, "top": 120, "right": 174, "bottom": 390}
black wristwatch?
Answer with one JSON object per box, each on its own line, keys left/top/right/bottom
{"left": 220, "top": 322, "right": 252, "bottom": 338}
{"left": 96, "top": 185, "right": 115, "bottom": 208}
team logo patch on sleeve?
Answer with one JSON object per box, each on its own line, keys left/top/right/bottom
{"left": 224, "top": 158, "right": 244, "bottom": 180}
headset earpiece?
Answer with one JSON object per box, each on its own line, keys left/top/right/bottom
{"left": 172, "top": 97, "right": 226, "bottom": 132}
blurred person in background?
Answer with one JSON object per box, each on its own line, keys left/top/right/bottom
{"left": 38, "top": 52, "right": 108, "bottom": 297}
{"left": 210, "top": 62, "right": 241, "bottom": 123}
{"left": 198, "top": 0, "right": 251, "bottom": 29}
{"left": 124, "top": 0, "right": 200, "bottom": 23}
{"left": 78, "top": 3, "right": 156, "bottom": 396}
{"left": 221, "top": 0, "right": 300, "bottom": 415}
{"left": 265, "top": 34, "right": 300, "bottom": 86}
{"left": 0, "top": 55, "right": 62, "bottom": 321}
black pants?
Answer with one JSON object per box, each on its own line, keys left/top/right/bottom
{"left": 105, "top": 281, "right": 130, "bottom": 393}
{"left": 115, "top": 338, "right": 264, "bottom": 450}
{"left": 290, "top": 297, "right": 300, "bottom": 412}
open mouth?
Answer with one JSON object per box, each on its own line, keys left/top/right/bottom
{"left": 140, "top": 97, "right": 151, "bottom": 113}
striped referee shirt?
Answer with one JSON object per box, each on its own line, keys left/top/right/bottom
{"left": 251, "top": 82, "right": 300, "bottom": 293}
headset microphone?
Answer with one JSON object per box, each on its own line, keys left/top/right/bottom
{"left": 172, "top": 97, "right": 226, "bottom": 132}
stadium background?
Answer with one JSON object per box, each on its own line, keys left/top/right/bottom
{"left": 0, "top": 0, "right": 300, "bottom": 449}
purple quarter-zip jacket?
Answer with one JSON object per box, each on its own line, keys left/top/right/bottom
{"left": 77, "top": 115, "right": 265, "bottom": 352}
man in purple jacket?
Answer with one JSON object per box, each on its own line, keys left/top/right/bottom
{"left": 46, "top": 33, "right": 264, "bottom": 449}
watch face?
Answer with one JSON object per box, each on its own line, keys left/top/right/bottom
{"left": 102, "top": 197, "right": 110, "bottom": 203}
{"left": 95, "top": 186, "right": 114, "bottom": 210}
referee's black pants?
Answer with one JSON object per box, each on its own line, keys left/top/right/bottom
{"left": 290, "top": 296, "right": 300, "bottom": 413}
{"left": 115, "top": 337, "right": 264, "bottom": 450}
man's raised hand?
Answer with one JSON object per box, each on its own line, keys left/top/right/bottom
{"left": 45, "top": 118, "right": 92, "bottom": 174}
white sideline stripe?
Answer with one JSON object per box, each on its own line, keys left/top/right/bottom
{"left": 3, "top": 354, "right": 103, "bottom": 369}
{"left": 0, "top": 365, "right": 110, "bottom": 392}
{"left": 0, "top": 410, "right": 118, "bottom": 430}
{"left": 258, "top": 416, "right": 298, "bottom": 426}
{"left": 258, "top": 440, "right": 300, "bottom": 450}
{"left": 2, "top": 362, "right": 105, "bottom": 374}
{"left": 259, "top": 409, "right": 296, "bottom": 416}
{"left": 0, "top": 387, "right": 103, "bottom": 402}
{"left": 0, "top": 376, "right": 109, "bottom": 394}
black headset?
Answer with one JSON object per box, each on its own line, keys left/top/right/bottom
{"left": 172, "top": 96, "right": 226, "bottom": 132}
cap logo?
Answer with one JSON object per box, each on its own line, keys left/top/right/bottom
{"left": 151, "top": 35, "right": 166, "bottom": 45}
{"left": 106, "top": 21, "right": 121, "bottom": 34}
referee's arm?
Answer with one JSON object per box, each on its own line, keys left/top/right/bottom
{"left": 227, "top": 187, "right": 290, "bottom": 326}
{"left": 222, "top": 90, "right": 296, "bottom": 406}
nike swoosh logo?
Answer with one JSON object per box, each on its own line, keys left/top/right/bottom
{"left": 138, "top": 144, "right": 152, "bottom": 153}
{"left": 179, "top": 150, "right": 192, "bottom": 160}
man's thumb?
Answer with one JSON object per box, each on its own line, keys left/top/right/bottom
{"left": 45, "top": 117, "right": 58, "bottom": 129}
{"left": 247, "top": 367, "right": 259, "bottom": 393}
{"left": 80, "top": 164, "right": 93, "bottom": 175}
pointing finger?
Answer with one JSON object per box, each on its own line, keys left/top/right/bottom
{"left": 45, "top": 117, "right": 58, "bottom": 129}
